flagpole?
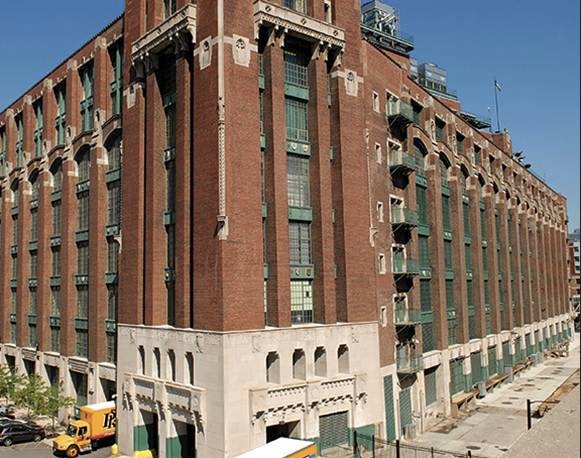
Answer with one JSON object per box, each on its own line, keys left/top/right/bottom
{"left": 494, "top": 78, "right": 501, "bottom": 132}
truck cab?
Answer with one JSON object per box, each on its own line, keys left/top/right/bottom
{"left": 53, "top": 401, "right": 116, "bottom": 458}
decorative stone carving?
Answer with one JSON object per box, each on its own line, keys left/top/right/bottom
{"left": 199, "top": 38, "right": 212, "bottom": 70}
{"left": 232, "top": 35, "right": 251, "bottom": 67}
{"left": 344, "top": 70, "right": 359, "bottom": 97}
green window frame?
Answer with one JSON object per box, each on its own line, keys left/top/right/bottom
{"left": 435, "top": 119, "right": 445, "bottom": 142}
{"left": 109, "top": 43, "right": 123, "bottom": 116}
{"left": 290, "top": 280, "right": 313, "bottom": 324}
{"left": 444, "top": 240, "right": 453, "bottom": 271}
{"left": 420, "top": 279, "right": 432, "bottom": 312}
{"left": 284, "top": 48, "right": 309, "bottom": 88}
{"left": 12, "top": 215, "right": 18, "bottom": 246}
{"left": 55, "top": 84, "right": 66, "bottom": 146}
{"left": 77, "top": 242, "right": 89, "bottom": 275}
{"left": 15, "top": 114, "right": 23, "bottom": 167}
{"left": 446, "top": 279, "right": 455, "bottom": 311}
{"left": 419, "top": 235, "right": 430, "bottom": 268}
{"left": 51, "top": 287, "right": 60, "bottom": 316}
{"left": 76, "top": 285, "right": 89, "bottom": 319}
{"left": 289, "top": 221, "right": 311, "bottom": 265}
{"left": 107, "top": 180, "right": 121, "bottom": 226}
{"left": 287, "top": 155, "right": 310, "bottom": 208}
{"left": 33, "top": 100, "right": 43, "bottom": 158}
{"left": 52, "top": 201, "right": 61, "bottom": 236}
{"left": 283, "top": 0, "right": 307, "bottom": 14}
{"left": 30, "top": 209, "right": 38, "bottom": 242}
{"left": 50, "top": 326, "right": 60, "bottom": 353}
{"left": 465, "top": 244, "right": 472, "bottom": 271}
{"left": 416, "top": 185, "right": 428, "bottom": 225}
{"left": 107, "top": 240, "right": 119, "bottom": 274}
{"left": 285, "top": 98, "right": 309, "bottom": 142}
{"left": 79, "top": 63, "right": 94, "bottom": 132}
{"left": 463, "top": 201, "right": 471, "bottom": 237}
{"left": 442, "top": 194, "right": 452, "bottom": 232}
{"left": 52, "top": 247, "right": 61, "bottom": 277}
{"left": 77, "top": 191, "right": 89, "bottom": 231}
{"left": 29, "top": 252, "right": 38, "bottom": 279}
{"left": 76, "top": 330, "right": 89, "bottom": 359}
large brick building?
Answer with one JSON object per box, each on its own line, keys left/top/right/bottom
{"left": 0, "top": 0, "right": 574, "bottom": 457}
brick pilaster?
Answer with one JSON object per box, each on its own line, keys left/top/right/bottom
{"left": 508, "top": 201, "right": 524, "bottom": 327}
{"left": 15, "top": 179, "right": 31, "bottom": 348}
{"left": 483, "top": 189, "right": 501, "bottom": 333}
{"left": 497, "top": 193, "right": 513, "bottom": 330}
{"left": 35, "top": 170, "right": 52, "bottom": 351}
{"left": 468, "top": 179, "right": 486, "bottom": 338}
{"left": 519, "top": 208, "right": 532, "bottom": 325}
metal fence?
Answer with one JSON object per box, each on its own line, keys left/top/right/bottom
{"left": 347, "top": 433, "right": 488, "bottom": 458}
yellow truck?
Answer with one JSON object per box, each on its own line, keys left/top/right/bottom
{"left": 52, "top": 401, "right": 116, "bottom": 458}
{"left": 234, "top": 438, "right": 319, "bottom": 458}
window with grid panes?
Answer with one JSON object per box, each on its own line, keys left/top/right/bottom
{"left": 12, "top": 216, "right": 18, "bottom": 245}
{"left": 448, "top": 318, "right": 457, "bottom": 346}
{"left": 419, "top": 236, "right": 430, "bottom": 268}
{"left": 456, "top": 132, "right": 464, "bottom": 153}
{"left": 52, "top": 166, "right": 62, "bottom": 192}
{"left": 10, "top": 290, "right": 16, "bottom": 343}
{"left": 284, "top": 47, "right": 309, "bottom": 88}
{"left": 77, "top": 286, "right": 88, "bottom": 318}
{"left": 422, "top": 322, "right": 435, "bottom": 352}
{"left": 107, "top": 180, "right": 121, "bottom": 226}
{"left": 30, "top": 209, "right": 38, "bottom": 241}
{"left": 444, "top": 240, "right": 453, "bottom": 270}
{"left": 413, "top": 146, "right": 426, "bottom": 174}
{"left": 442, "top": 195, "right": 452, "bottom": 232}
{"left": 77, "top": 192, "right": 89, "bottom": 231}
{"left": 79, "top": 63, "right": 94, "bottom": 132}
{"left": 416, "top": 185, "right": 428, "bottom": 225}
{"left": 107, "top": 240, "right": 119, "bottom": 273}
{"left": 467, "top": 279, "right": 474, "bottom": 308}
{"left": 463, "top": 201, "right": 471, "bottom": 237}
{"left": 288, "top": 155, "right": 310, "bottom": 208}
{"left": 420, "top": 279, "right": 432, "bottom": 312}
{"left": 15, "top": 114, "right": 23, "bottom": 167}
{"left": 412, "top": 101, "right": 422, "bottom": 125}
{"left": 51, "top": 287, "right": 60, "bottom": 316}
{"left": 11, "top": 256, "right": 17, "bottom": 281}
{"left": 29, "top": 324, "right": 38, "bottom": 349}
{"left": 109, "top": 43, "right": 122, "bottom": 116}
{"left": 480, "top": 205, "right": 486, "bottom": 239}
{"left": 77, "top": 149, "right": 90, "bottom": 182}
{"left": 77, "top": 242, "right": 89, "bottom": 275}
{"left": 106, "top": 332, "right": 116, "bottom": 364}
{"left": 259, "top": 91, "right": 264, "bottom": 134}
{"left": 289, "top": 222, "right": 311, "bottom": 265}
{"left": 290, "top": 280, "right": 313, "bottom": 324}
{"left": 285, "top": 98, "right": 309, "bottom": 142}
{"left": 76, "top": 331, "right": 88, "bottom": 358}
{"left": 30, "top": 252, "right": 37, "bottom": 279}
{"left": 51, "top": 326, "right": 60, "bottom": 353}
{"left": 439, "top": 160, "right": 449, "bottom": 185}
{"left": 446, "top": 279, "right": 455, "bottom": 310}
{"left": 482, "top": 246, "right": 488, "bottom": 272}
{"left": 55, "top": 84, "right": 66, "bottom": 145}
{"left": 52, "top": 201, "right": 61, "bottom": 236}
{"left": 484, "top": 278, "right": 490, "bottom": 305}
{"left": 29, "top": 288, "right": 37, "bottom": 315}
{"left": 108, "top": 285, "right": 117, "bottom": 321}
{"left": 33, "top": 100, "right": 43, "bottom": 158}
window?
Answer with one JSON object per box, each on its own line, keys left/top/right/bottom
{"left": 292, "top": 349, "right": 306, "bottom": 380}
{"left": 79, "top": 63, "right": 94, "bottom": 132}
{"left": 33, "top": 100, "right": 43, "bottom": 158}
{"left": 442, "top": 195, "right": 452, "bottom": 231}
{"left": 153, "top": 348, "right": 161, "bottom": 378}
{"left": 285, "top": 98, "right": 309, "bottom": 142}
{"left": 287, "top": 156, "right": 310, "bottom": 208}
{"left": 163, "top": 0, "right": 177, "bottom": 18}
{"left": 52, "top": 248, "right": 61, "bottom": 276}
{"left": 185, "top": 352, "right": 194, "bottom": 385}
{"left": 167, "top": 350, "right": 176, "bottom": 381}
{"left": 444, "top": 240, "right": 453, "bottom": 270}
{"left": 266, "top": 352, "right": 280, "bottom": 383}
{"left": 378, "top": 253, "right": 386, "bottom": 274}
{"left": 109, "top": 43, "right": 123, "bottom": 116}
{"left": 11, "top": 256, "right": 18, "bottom": 281}
{"left": 289, "top": 222, "right": 311, "bottom": 265}
{"left": 284, "top": 0, "right": 307, "bottom": 14}
{"left": 107, "top": 137, "right": 122, "bottom": 171}
{"left": 52, "top": 202, "right": 61, "bottom": 236}
{"left": 30, "top": 209, "right": 38, "bottom": 241}
{"left": 30, "top": 252, "right": 38, "bottom": 279}
{"left": 338, "top": 345, "right": 349, "bottom": 373}
{"left": 12, "top": 216, "right": 18, "bottom": 246}
{"left": 474, "top": 145, "right": 481, "bottom": 165}
{"left": 77, "top": 285, "right": 88, "bottom": 318}
{"left": 29, "top": 288, "right": 37, "bottom": 315}
{"left": 107, "top": 180, "right": 121, "bottom": 226}
{"left": 107, "top": 240, "right": 119, "bottom": 273}
{"left": 77, "top": 242, "right": 89, "bottom": 275}
{"left": 411, "top": 101, "right": 422, "bottom": 124}
{"left": 435, "top": 118, "right": 446, "bottom": 142}
{"left": 0, "top": 127, "right": 7, "bottom": 175}
{"left": 77, "top": 192, "right": 89, "bottom": 231}
{"left": 54, "top": 83, "right": 66, "bottom": 145}
{"left": 375, "top": 143, "right": 382, "bottom": 163}
{"left": 51, "top": 287, "right": 60, "bottom": 316}
{"left": 107, "top": 286, "right": 117, "bottom": 321}
{"left": 77, "top": 149, "right": 90, "bottom": 183}
{"left": 15, "top": 114, "right": 23, "bottom": 167}
{"left": 420, "top": 279, "right": 432, "bottom": 312}
{"left": 377, "top": 202, "right": 384, "bottom": 223}
{"left": 284, "top": 48, "right": 309, "bottom": 88}
{"left": 372, "top": 92, "right": 380, "bottom": 112}
{"left": 456, "top": 132, "right": 464, "bottom": 154}
{"left": 290, "top": 280, "right": 313, "bottom": 324}
{"left": 314, "top": 347, "right": 327, "bottom": 377}
{"left": 76, "top": 331, "right": 88, "bottom": 358}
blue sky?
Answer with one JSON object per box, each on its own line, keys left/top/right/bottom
{"left": 0, "top": 0, "right": 579, "bottom": 229}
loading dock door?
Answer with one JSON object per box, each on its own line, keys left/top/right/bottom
{"left": 319, "top": 411, "right": 348, "bottom": 451}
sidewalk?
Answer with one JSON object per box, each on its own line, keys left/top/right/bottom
{"left": 409, "top": 333, "right": 580, "bottom": 457}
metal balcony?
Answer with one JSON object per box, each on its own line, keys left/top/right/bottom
{"left": 387, "top": 100, "right": 414, "bottom": 128}
{"left": 396, "top": 346, "right": 423, "bottom": 374}
{"left": 392, "top": 258, "right": 420, "bottom": 278}
{"left": 389, "top": 150, "right": 415, "bottom": 176}
{"left": 391, "top": 208, "right": 418, "bottom": 229}
{"left": 394, "top": 304, "right": 421, "bottom": 326}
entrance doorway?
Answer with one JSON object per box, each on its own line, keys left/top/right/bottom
{"left": 266, "top": 421, "right": 300, "bottom": 442}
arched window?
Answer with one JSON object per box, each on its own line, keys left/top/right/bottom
{"left": 439, "top": 154, "right": 450, "bottom": 185}
{"left": 413, "top": 140, "right": 428, "bottom": 175}
{"left": 77, "top": 148, "right": 90, "bottom": 183}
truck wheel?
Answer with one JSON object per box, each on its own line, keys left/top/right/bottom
{"left": 66, "top": 445, "right": 80, "bottom": 457}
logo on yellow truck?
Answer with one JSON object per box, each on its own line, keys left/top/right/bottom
{"left": 52, "top": 401, "right": 116, "bottom": 458}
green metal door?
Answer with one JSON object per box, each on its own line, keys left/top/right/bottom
{"left": 399, "top": 387, "right": 412, "bottom": 435}
{"left": 383, "top": 375, "right": 396, "bottom": 441}
{"left": 488, "top": 347, "right": 497, "bottom": 376}
{"left": 319, "top": 411, "right": 349, "bottom": 451}
{"left": 470, "top": 352, "right": 482, "bottom": 386}
{"left": 449, "top": 359, "right": 464, "bottom": 397}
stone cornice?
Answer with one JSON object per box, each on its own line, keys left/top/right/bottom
{"left": 253, "top": 0, "right": 345, "bottom": 50}
{"left": 131, "top": 3, "right": 197, "bottom": 66}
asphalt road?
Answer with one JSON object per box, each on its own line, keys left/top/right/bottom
{"left": 0, "top": 441, "right": 112, "bottom": 458}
